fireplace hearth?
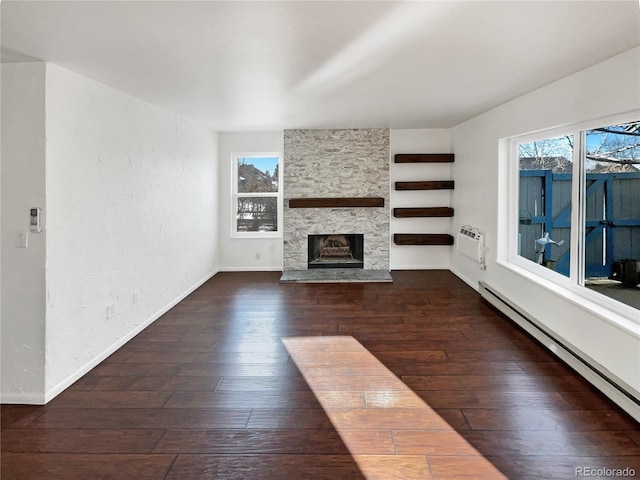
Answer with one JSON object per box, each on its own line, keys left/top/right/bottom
{"left": 308, "top": 234, "right": 364, "bottom": 269}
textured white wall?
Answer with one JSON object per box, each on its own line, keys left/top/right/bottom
{"left": 43, "top": 64, "right": 219, "bottom": 399}
{"left": 451, "top": 47, "right": 640, "bottom": 392}
{"left": 390, "top": 129, "right": 452, "bottom": 270}
{"left": 1, "top": 62, "right": 47, "bottom": 403}
{"left": 218, "top": 132, "right": 284, "bottom": 271}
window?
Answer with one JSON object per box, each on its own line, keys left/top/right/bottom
{"left": 518, "top": 134, "right": 574, "bottom": 278}
{"left": 509, "top": 116, "right": 640, "bottom": 312}
{"left": 232, "top": 153, "right": 281, "bottom": 236}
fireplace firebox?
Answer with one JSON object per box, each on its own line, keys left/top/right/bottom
{"left": 308, "top": 234, "right": 364, "bottom": 269}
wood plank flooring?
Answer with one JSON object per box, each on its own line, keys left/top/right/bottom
{"left": 2, "top": 270, "right": 639, "bottom": 479}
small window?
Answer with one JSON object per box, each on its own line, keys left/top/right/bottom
{"left": 232, "top": 153, "right": 281, "bottom": 236}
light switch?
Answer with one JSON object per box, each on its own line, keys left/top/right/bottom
{"left": 15, "top": 230, "right": 28, "bottom": 248}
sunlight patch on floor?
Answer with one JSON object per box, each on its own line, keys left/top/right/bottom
{"left": 282, "top": 335, "right": 508, "bottom": 480}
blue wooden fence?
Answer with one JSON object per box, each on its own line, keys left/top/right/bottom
{"left": 519, "top": 170, "right": 640, "bottom": 277}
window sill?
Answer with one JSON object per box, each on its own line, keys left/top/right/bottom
{"left": 496, "top": 258, "right": 640, "bottom": 339}
{"left": 230, "top": 233, "right": 282, "bottom": 240}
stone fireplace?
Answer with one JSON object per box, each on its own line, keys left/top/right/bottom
{"left": 283, "top": 129, "right": 390, "bottom": 271}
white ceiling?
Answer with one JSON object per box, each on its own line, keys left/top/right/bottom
{"left": 2, "top": 1, "right": 639, "bottom": 131}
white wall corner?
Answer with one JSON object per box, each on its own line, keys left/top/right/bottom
{"left": 44, "top": 269, "right": 217, "bottom": 403}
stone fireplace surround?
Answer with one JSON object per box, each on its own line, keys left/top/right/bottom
{"left": 283, "top": 129, "right": 390, "bottom": 271}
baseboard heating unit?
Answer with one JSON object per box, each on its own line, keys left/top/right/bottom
{"left": 479, "top": 281, "right": 640, "bottom": 422}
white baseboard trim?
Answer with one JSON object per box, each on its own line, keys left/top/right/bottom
{"left": 218, "top": 266, "right": 283, "bottom": 272}
{"left": 0, "top": 391, "right": 46, "bottom": 405}
{"left": 39, "top": 268, "right": 219, "bottom": 405}
{"left": 390, "top": 264, "right": 451, "bottom": 271}
{"left": 449, "top": 265, "right": 480, "bottom": 292}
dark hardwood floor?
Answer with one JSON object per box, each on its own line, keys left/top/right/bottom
{"left": 2, "top": 271, "right": 639, "bottom": 479}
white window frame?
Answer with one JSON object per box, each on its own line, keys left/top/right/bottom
{"left": 500, "top": 110, "right": 640, "bottom": 322}
{"left": 231, "top": 152, "right": 282, "bottom": 238}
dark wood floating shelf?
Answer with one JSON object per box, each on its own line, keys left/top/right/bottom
{"left": 395, "top": 154, "right": 454, "bottom": 163}
{"left": 394, "top": 207, "right": 454, "bottom": 218}
{"left": 395, "top": 181, "right": 454, "bottom": 191}
{"left": 289, "top": 197, "right": 384, "bottom": 208}
{"left": 394, "top": 234, "right": 454, "bottom": 246}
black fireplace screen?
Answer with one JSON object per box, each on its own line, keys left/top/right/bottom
{"left": 308, "top": 234, "right": 364, "bottom": 269}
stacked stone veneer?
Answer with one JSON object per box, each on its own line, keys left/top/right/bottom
{"left": 283, "top": 129, "right": 390, "bottom": 270}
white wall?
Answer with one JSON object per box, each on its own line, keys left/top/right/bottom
{"left": 218, "top": 129, "right": 455, "bottom": 271}
{"left": 451, "top": 47, "right": 640, "bottom": 393}
{"left": 39, "top": 64, "right": 219, "bottom": 401}
{"left": 390, "top": 129, "right": 452, "bottom": 270}
{"left": 218, "top": 132, "right": 283, "bottom": 271}
{"left": 1, "top": 62, "right": 47, "bottom": 402}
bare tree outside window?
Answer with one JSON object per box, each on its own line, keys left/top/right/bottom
{"left": 234, "top": 155, "right": 280, "bottom": 234}
{"left": 586, "top": 122, "right": 640, "bottom": 173}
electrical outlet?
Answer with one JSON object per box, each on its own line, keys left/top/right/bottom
{"left": 255, "top": 252, "right": 261, "bottom": 260}
{"left": 132, "top": 291, "right": 139, "bottom": 305}
{"left": 15, "top": 230, "right": 28, "bottom": 248}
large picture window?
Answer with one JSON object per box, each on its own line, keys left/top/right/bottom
{"left": 232, "top": 153, "right": 281, "bottom": 236}
{"left": 510, "top": 117, "right": 640, "bottom": 312}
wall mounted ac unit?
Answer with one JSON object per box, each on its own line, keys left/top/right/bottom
{"left": 456, "top": 225, "right": 485, "bottom": 265}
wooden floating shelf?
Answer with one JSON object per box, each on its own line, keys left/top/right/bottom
{"left": 394, "top": 234, "right": 454, "bottom": 246}
{"left": 288, "top": 197, "right": 384, "bottom": 208}
{"left": 394, "top": 207, "right": 454, "bottom": 218}
{"left": 395, "top": 181, "right": 454, "bottom": 191}
{"left": 395, "top": 154, "right": 454, "bottom": 163}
